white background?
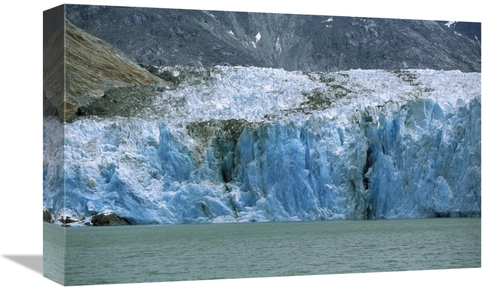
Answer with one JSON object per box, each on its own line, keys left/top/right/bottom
{"left": 1, "top": 0, "right": 497, "bottom": 289}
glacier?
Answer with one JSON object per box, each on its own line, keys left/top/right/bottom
{"left": 43, "top": 67, "right": 481, "bottom": 225}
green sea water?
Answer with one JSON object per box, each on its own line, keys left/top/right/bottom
{"left": 43, "top": 218, "right": 481, "bottom": 286}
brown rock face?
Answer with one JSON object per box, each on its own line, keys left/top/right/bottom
{"left": 43, "top": 19, "right": 164, "bottom": 122}
{"left": 43, "top": 19, "right": 65, "bottom": 120}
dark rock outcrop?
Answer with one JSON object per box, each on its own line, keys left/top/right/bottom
{"left": 91, "top": 212, "right": 132, "bottom": 226}
{"left": 58, "top": 216, "right": 79, "bottom": 226}
{"left": 43, "top": 209, "right": 53, "bottom": 223}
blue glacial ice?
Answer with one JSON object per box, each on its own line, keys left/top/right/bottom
{"left": 43, "top": 67, "right": 481, "bottom": 225}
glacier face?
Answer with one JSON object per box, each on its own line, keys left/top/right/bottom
{"left": 43, "top": 67, "right": 481, "bottom": 225}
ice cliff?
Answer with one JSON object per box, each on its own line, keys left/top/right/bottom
{"left": 43, "top": 67, "right": 481, "bottom": 225}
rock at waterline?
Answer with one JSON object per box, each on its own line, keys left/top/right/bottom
{"left": 43, "top": 209, "right": 53, "bottom": 223}
{"left": 91, "top": 213, "right": 131, "bottom": 226}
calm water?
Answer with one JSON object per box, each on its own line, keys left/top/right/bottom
{"left": 43, "top": 218, "right": 481, "bottom": 286}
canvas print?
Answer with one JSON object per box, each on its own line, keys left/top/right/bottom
{"left": 43, "top": 4, "right": 481, "bottom": 286}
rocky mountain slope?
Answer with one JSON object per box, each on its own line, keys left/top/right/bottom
{"left": 65, "top": 5, "right": 481, "bottom": 72}
{"left": 43, "top": 19, "right": 165, "bottom": 122}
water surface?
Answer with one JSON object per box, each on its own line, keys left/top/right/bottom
{"left": 44, "top": 218, "right": 481, "bottom": 285}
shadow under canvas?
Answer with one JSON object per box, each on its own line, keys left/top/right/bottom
{"left": 3, "top": 255, "right": 43, "bottom": 275}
